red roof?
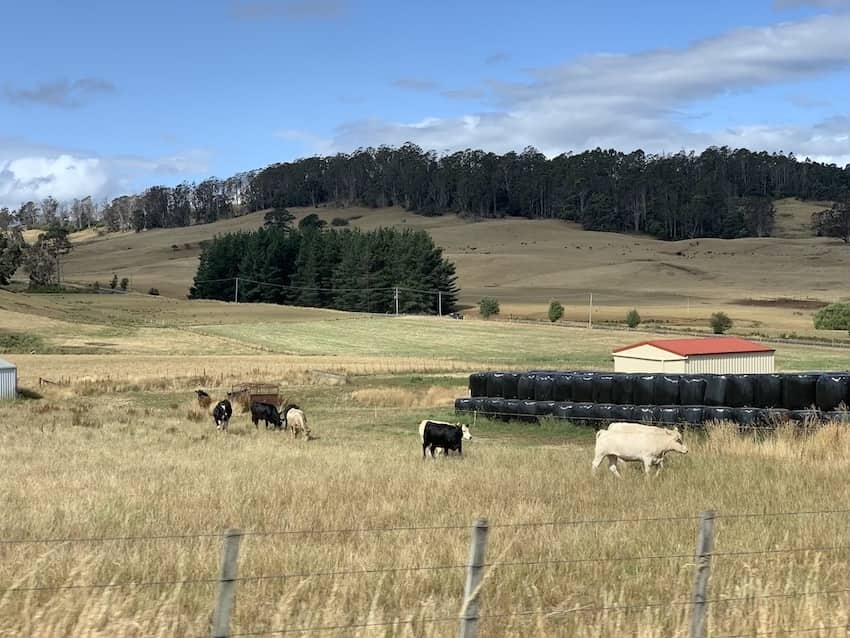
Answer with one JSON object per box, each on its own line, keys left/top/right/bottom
{"left": 613, "top": 337, "right": 775, "bottom": 357}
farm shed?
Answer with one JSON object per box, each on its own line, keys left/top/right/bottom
{"left": 0, "top": 358, "right": 17, "bottom": 400}
{"left": 612, "top": 337, "right": 775, "bottom": 374}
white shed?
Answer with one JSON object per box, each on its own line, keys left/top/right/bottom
{"left": 612, "top": 337, "right": 775, "bottom": 374}
{"left": 0, "top": 358, "right": 17, "bottom": 400}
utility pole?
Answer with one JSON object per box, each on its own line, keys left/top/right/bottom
{"left": 394, "top": 287, "right": 399, "bottom": 316}
{"left": 438, "top": 290, "right": 442, "bottom": 317}
{"left": 588, "top": 292, "right": 593, "bottom": 329}
{"left": 234, "top": 277, "right": 239, "bottom": 304}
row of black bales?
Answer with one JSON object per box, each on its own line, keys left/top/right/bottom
{"left": 468, "top": 371, "right": 850, "bottom": 412}
{"left": 454, "top": 397, "right": 849, "bottom": 427}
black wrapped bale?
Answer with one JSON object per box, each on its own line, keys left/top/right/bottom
{"left": 573, "top": 403, "right": 595, "bottom": 425}
{"left": 704, "top": 406, "right": 734, "bottom": 422}
{"left": 537, "top": 400, "right": 557, "bottom": 417}
{"left": 679, "top": 376, "right": 707, "bottom": 405}
{"left": 734, "top": 407, "right": 763, "bottom": 428}
{"left": 553, "top": 374, "right": 573, "bottom": 401}
{"left": 554, "top": 402, "right": 575, "bottom": 421}
{"left": 484, "top": 398, "right": 505, "bottom": 420}
{"left": 611, "top": 374, "right": 634, "bottom": 406}
{"left": 704, "top": 375, "right": 729, "bottom": 407}
{"left": 783, "top": 373, "right": 820, "bottom": 410}
{"left": 472, "top": 397, "right": 487, "bottom": 413}
{"left": 727, "top": 375, "right": 755, "bottom": 408}
{"left": 486, "top": 372, "right": 505, "bottom": 399}
{"left": 789, "top": 409, "right": 822, "bottom": 425}
{"left": 657, "top": 405, "right": 680, "bottom": 426}
{"left": 469, "top": 373, "right": 488, "bottom": 397}
{"left": 534, "top": 374, "right": 555, "bottom": 401}
{"left": 653, "top": 375, "right": 680, "bottom": 406}
{"left": 755, "top": 374, "right": 783, "bottom": 408}
{"left": 612, "top": 404, "right": 636, "bottom": 421}
{"left": 593, "top": 374, "right": 615, "bottom": 404}
{"left": 825, "top": 410, "right": 850, "bottom": 424}
{"left": 593, "top": 403, "right": 616, "bottom": 427}
{"left": 517, "top": 374, "right": 537, "bottom": 400}
{"left": 454, "top": 398, "right": 474, "bottom": 414}
{"left": 633, "top": 375, "right": 656, "bottom": 405}
{"left": 572, "top": 374, "right": 595, "bottom": 403}
{"left": 763, "top": 408, "right": 791, "bottom": 426}
{"left": 501, "top": 373, "right": 520, "bottom": 400}
{"left": 503, "top": 399, "right": 521, "bottom": 421}
{"left": 635, "top": 405, "right": 655, "bottom": 424}
{"left": 816, "top": 374, "right": 850, "bottom": 412}
{"left": 518, "top": 400, "right": 540, "bottom": 423}
{"left": 681, "top": 406, "right": 705, "bottom": 427}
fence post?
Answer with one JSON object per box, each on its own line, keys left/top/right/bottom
{"left": 689, "top": 511, "right": 715, "bottom": 638}
{"left": 459, "top": 518, "right": 489, "bottom": 638}
{"left": 211, "top": 528, "right": 243, "bottom": 638}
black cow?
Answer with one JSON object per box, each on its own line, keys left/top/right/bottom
{"left": 281, "top": 403, "right": 301, "bottom": 430}
{"left": 418, "top": 420, "right": 472, "bottom": 458}
{"left": 195, "top": 389, "right": 212, "bottom": 408}
{"left": 213, "top": 399, "right": 233, "bottom": 431}
{"left": 251, "top": 401, "right": 282, "bottom": 430}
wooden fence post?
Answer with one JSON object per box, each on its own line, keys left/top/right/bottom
{"left": 211, "top": 528, "right": 243, "bottom": 638}
{"left": 459, "top": 518, "right": 489, "bottom": 638}
{"left": 689, "top": 511, "right": 715, "bottom": 638}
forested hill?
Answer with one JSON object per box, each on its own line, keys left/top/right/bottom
{"left": 4, "top": 144, "right": 849, "bottom": 242}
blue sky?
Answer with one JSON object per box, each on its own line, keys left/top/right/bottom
{"left": 1, "top": 0, "right": 849, "bottom": 207}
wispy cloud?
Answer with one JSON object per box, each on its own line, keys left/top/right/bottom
{"left": 484, "top": 52, "right": 510, "bottom": 65}
{"left": 281, "top": 14, "right": 850, "bottom": 167}
{"left": 231, "top": 0, "right": 347, "bottom": 20}
{"left": 3, "top": 78, "right": 116, "bottom": 109}
{"left": 391, "top": 78, "right": 440, "bottom": 92}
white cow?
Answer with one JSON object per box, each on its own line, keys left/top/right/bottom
{"left": 592, "top": 424, "right": 688, "bottom": 478}
{"left": 605, "top": 422, "right": 683, "bottom": 472}
{"left": 287, "top": 408, "right": 311, "bottom": 440}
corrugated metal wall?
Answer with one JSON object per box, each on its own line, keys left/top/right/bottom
{"left": 0, "top": 366, "right": 16, "bottom": 400}
{"left": 684, "top": 352, "right": 775, "bottom": 374}
{"left": 613, "top": 356, "right": 686, "bottom": 373}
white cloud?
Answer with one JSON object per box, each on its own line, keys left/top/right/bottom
{"left": 282, "top": 14, "right": 850, "bottom": 167}
{"left": 0, "top": 138, "right": 211, "bottom": 208}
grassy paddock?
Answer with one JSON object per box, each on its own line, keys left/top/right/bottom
{"left": 2, "top": 377, "right": 850, "bottom": 637}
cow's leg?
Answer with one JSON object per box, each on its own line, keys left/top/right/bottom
{"left": 591, "top": 453, "right": 604, "bottom": 474}
{"left": 642, "top": 457, "right": 654, "bottom": 476}
{"left": 422, "top": 442, "right": 428, "bottom": 458}
{"left": 608, "top": 455, "right": 623, "bottom": 479}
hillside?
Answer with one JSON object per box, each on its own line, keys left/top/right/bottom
{"left": 33, "top": 202, "right": 850, "bottom": 336}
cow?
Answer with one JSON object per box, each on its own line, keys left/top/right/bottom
{"left": 287, "top": 408, "right": 311, "bottom": 440}
{"left": 419, "top": 420, "right": 472, "bottom": 459}
{"left": 250, "top": 401, "right": 282, "bottom": 430}
{"left": 195, "top": 389, "right": 212, "bottom": 409}
{"left": 213, "top": 399, "right": 233, "bottom": 432}
{"left": 605, "top": 422, "right": 683, "bottom": 472}
{"left": 592, "top": 425, "right": 688, "bottom": 478}
{"left": 281, "top": 403, "right": 301, "bottom": 431}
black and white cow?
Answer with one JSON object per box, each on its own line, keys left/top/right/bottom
{"left": 250, "top": 401, "right": 282, "bottom": 430}
{"left": 213, "top": 399, "right": 233, "bottom": 431}
{"left": 418, "top": 420, "right": 472, "bottom": 458}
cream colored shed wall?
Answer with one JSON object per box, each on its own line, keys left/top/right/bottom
{"left": 684, "top": 352, "right": 775, "bottom": 374}
{"left": 613, "top": 345, "right": 687, "bottom": 374}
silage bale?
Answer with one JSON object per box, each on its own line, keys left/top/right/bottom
{"left": 553, "top": 373, "right": 573, "bottom": 401}
{"left": 679, "top": 376, "right": 707, "bottom": 405}
{"left": 534, "top": 374, "right": 555, "bottom": 402}
{"left": 755, "top": 374, "right": 783, "bottom": 408}
{"left": 518, "top": 400, "right": 540, "bottom": 423}
{"left": 657, "top": 405, "right": 680, "bottom": 426}
{"left": 612, "top": 404, "right": 636, "bottom": 421}
{"left": 537, "top": 400, "right": 557, "bottom": 417}
{"left": 484, "top": 398, "right": 505, "bottom": 420}
{"left": 469, "top": 373, "right": 488, "bottom": 397}
{"left": 733, "top": 407, "right": 763, "bottom": 429}
{"left": 592, "top": 374, "right": 615, "bottom": 404}
{"left": 503, "top": 399, "right": 521, "bottom": 421}
{"left": 593, "top": 403, "right": 616, "bottom": 428}
{"left": 704, "top": 406, "right": 734, "bottom": 422}
{"left": 815, "top": 374, "right": 850, "bottom": 412}
{"left": 572, "top": 373, "right": 595, "bottom": 403}
{"left": 633, "top": 375, "right": 655, "bottom": 405}
{"left": 611, "top": 374, "right": 634, "bottom": 405}
{"left": 554, "top": 402, "right": 575, "bottom": 421}
{"left": 824, "top": 410, "right": 850, "bottom": 424}
{"left": 653, "top": 375, "right": 680, "bottom": 405}
{"left": 681, "top": 406, "right": 705, "bottom": 427}
{"left": 486, "top": 372, "right": 505, "bottom": 399}
{"left": 727, "top": 375, "right": 755, "bottom": 408}
{"left": 635, "top": 405, "right": 655, "bottom": 424}
{"left": 454, "top": 398, "right": 474, "bottom": 414}
{"left": 472, "top": 397, "right": 487, "bottom": 413}
{"left": 502, "top": 373, "right": 520, "bottom": 400}
{"left": 704, "top": 375, "right": 729, "bottom": 407}
{"left": 783, "top": 373, "right": 820, "bottom": 410}
{"left": 517, "top": 373, "right": 537, "bottom": 400}
{"left": 573, "top": 403, "right": 595, "bottom": 426}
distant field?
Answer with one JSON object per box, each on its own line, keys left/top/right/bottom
{"left": 12, "top": 198, "right": 850, "bottom": 339}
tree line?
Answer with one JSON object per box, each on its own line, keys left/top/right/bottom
{"left": 2, "top": 144, "right": 849, "bottom": 242}
{"left": 189, "top": 211, "right": 459, "bottom": 314}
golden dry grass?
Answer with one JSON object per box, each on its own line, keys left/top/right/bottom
{"left": 2, "top": 375, "right": 850, "bottom": 637}
{"left": 349, "top": 386, "right": 465, "bottom": 408}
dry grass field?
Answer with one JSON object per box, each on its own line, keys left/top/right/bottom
{"left": 27, "top": 198, "right": 848, "bottom": 339}
{"left": 1, "top": 290, "right": 850, "bottom": 635}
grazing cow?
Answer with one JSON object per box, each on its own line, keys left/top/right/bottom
{"left": 250, "top": 401, "right": 282, "bottom": 430}
{"left": 195, "top": 389, "right": 212, "bottom": 409}
{"left": 213, "top": 399, "right": 233, "bottom": 431}
{"left": 605, "top": 422, "right": 682, "bottom": 471}
{"left": 592, "top": 426, "right": 688, "bottom": 478}
{"left": 419, "top": 420, "right": 472, "bottom": 459}
{"left": 287, "top": 408, "right": 311, "bottom": 440}
{"left": 281, "top": 403, "right": 301, "bottom": 431}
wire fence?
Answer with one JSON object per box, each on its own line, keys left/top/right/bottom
{"left": 2, "top": 508, "right": 850, "bottom": 637}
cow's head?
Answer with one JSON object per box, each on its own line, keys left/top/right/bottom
{"left": 666, "top": 429, "right": 688, "bottom": 454}
{"left": 460, "top": 424, "right": 472, "bottom": 440}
